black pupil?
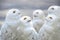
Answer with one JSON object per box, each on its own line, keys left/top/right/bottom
{"left": 51, "top": 8, "right": 54, "bottom": 10}
{"left": 49, "top": 17, "right": 52, "bottom": 19}
{"left": 24, "top": 18, "right": 26, "bottom": 20}
{"left": 13, "top": 11, "right": 16, "bottom": 13}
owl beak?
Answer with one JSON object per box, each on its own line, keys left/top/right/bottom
{"left": 27, "top": 20, "right": 31, "bottom": 22}
{"left": 34, "top": 15, "right": 37, "bottom": 17}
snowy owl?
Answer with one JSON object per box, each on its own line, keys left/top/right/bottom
{"left": 33, "top": 9, "right": 45, "bottom": 32}
{"left": 38, "top": 14, "right": 57, "bottom": 40}
{"left": 0, "top": 9, "right": 22, "bottom": 40}
{"left": 48, "top": 5, "right": 60, "bottom": 17}
{"left": 17, "top": 16, "right": 39, "bottom": 40}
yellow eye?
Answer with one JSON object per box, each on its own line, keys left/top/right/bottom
{"left": 24, "top": 18, "right": 27, "bottom": 20}
{"left": 13, "top": 11, "right": 16, "bottom": 13}
{"left": 49, "top": 17, "right": 52, "bottom": 19}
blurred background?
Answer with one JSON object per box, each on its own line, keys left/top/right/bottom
{"left": 0, "top": 0, "right": 60, "bottom": 28}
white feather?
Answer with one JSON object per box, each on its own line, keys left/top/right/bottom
{"left": 17, "top": 16, "right": 39, "bottom": 40}
{"left": 0, "top": 9, "right": 22, "bottom": 40}
{"left": 38, "top": 14, "right": 58, "bottom": 40}
{"left": 33, "top": 9, "right": 45, "bottom": 32}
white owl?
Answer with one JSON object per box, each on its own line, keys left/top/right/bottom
{"left": 33, "top": 9, "right": 45, "bottom": 32}
{"left": 38, "top": 14, "right": 58, "bottom": 40}
{"left": 48, "top": 5, "right": 60, "bottom": 17}
{"left": 17, "top": 16, "right": 39, "bottom": 40}
{"left": 0, "top": 9, "right": 22, "bottom": 40}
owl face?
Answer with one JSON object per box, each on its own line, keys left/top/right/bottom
{"left": 46, "top": 14, "right": 57, "bottom": 22}
{"left": 6, "top": 9, "right": 22, "bottom": 20}
{"left": 20, "top": 16, "right": 32, "bottom": 23}
{"left": 7, "top": 9, "right": 21, "bottom": 16}
{"left": 48, "top": 6, "right": 60, "bottom": 14}
{"left": 33, "top": 10, "right": 45, "bottom": 18}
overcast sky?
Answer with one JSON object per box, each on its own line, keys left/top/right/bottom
{"left": 0, "top": 0, "right": 60, "bottom": 10}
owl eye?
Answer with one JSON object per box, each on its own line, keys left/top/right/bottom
{"left": 24, "top": 18, "right": 27, "bottom": 20}
{"left": 51, "top": 8, "right": 54, "bottom": 10}
{"left": 13, "top": 11, "right": 16, "bottom": 13}
{"left": 49, "top": 17, "right": 52, "bottom": 19}
{"left": 36, "top": 12, "right": 39, "bottom": 14}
